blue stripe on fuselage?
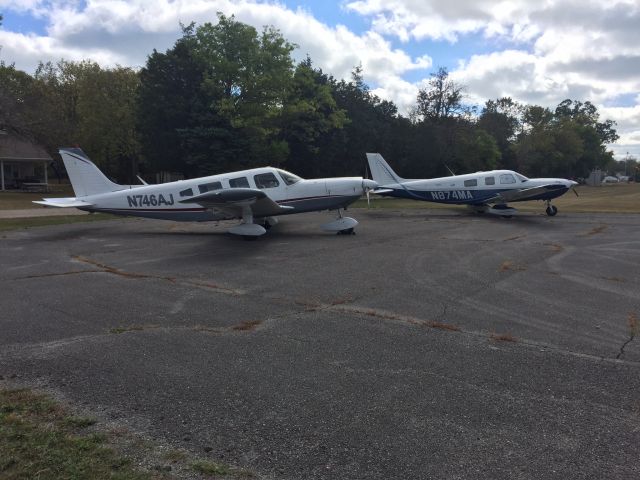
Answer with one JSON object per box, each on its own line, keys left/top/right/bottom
{"left": 378, "top": 186, "right": 569, "bottom": 204}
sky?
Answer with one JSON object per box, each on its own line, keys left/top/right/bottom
{"left": 1, "top": 0, "right": 639, "bottom": 160}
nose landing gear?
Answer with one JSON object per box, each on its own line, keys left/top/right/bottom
{"left": 545, "top": 201, "right": 558, "bottom": 216}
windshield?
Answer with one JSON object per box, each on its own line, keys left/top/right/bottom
{"left": 515, "top": 173, "right": 529, "bottom": 182}
{"left": 277, "top": 169, "right": 302, "bottom": 185}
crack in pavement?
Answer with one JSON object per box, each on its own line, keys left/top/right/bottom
{"left": 11, "top": 255, "right": 245, "bottom": 296}
{"left": 616, "top": 313, "right": 638, "bottom": 360}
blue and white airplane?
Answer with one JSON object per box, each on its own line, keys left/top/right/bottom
{"left": 366, "top": 153, "right": 577, "bottom": 217}
{"left": 35, "top": 148, "right": 377, "bottom": 238}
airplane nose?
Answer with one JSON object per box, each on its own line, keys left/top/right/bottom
{"left": 362, "top": 179, "right": 378, "bottom": 191}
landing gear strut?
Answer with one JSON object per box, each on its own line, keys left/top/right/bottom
{"left": 545, "top": 201, "right": 558, "bottom": 216}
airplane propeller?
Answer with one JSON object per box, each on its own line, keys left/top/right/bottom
{"left": 362, "top": 178, "right": 377, "bottom": 209}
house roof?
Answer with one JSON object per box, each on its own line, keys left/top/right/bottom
{"left": 0, "top": 131, "right": 53, "bottom": 162}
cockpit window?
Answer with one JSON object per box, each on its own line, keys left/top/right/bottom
{"left": 254, "top": 172, "right": 280, "bottom": 189}
{"left": 515, "top": 173, "right": 529, "bottom": 182}
{"left": 499, "top": 174, "right": 516, "bottom": 184}
{"left": 277, "top": 169, "right": 302, "bottom": 186}
{"left": 485, "top": 176, "right": 495, "bottom": 185}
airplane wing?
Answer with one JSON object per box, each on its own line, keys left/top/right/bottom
{"left": 372, "top": 188, "right": 395, "bottom": 194}
{"left": 485, "top": 184, "right": 569, "bottom": 204}
{"left": 179, "top": 188, "right": 294, "bottom": 217}
{"left": 33, "top": 198, "right": 93, "bottom": 208}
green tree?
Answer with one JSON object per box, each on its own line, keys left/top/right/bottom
{"left": 320, "top": 65, "right": 404, "bottom": 178}
{"left": 515, "top": 100, "right": 618, "bottom": 178}
{"left": 0, "top": 63, "right": 36, "bottom": 135}
{"left": 478, "top": 97, "right": 522, "bottom": 169}
{"left": 137, "top": 30, "right": 206, "bottom": 176}
{"left": 412, "top": 67, "right": 470, "bottom": 123}
{"left": 138, "top": 15, "right": 297, "bottom": 176}
{"left": 279, "top": 58, "right": 347, "bottom": 175}
{"left": 29, "top": 61, "right": 140, "bottom": 181}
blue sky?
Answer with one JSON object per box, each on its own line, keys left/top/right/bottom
{"left": 1, "top": 0, "right": 638, "bottom": 158}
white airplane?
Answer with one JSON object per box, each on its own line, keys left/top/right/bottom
{"left": 366, "top": 153, "right": 578, "bottom": 217}
{"left": 35, "top": 148, "right": 377, "bottom": 238}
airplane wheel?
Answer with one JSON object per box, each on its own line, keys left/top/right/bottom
{"left": 262, "top": 221, "right": 272, "bottom": 230}
{"left": 546, "top": 205, "right": 558, "bottom": 216}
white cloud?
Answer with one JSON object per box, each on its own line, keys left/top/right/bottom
{"left": 1, "top": 1, "right": 431, "bottom": 88}
{"left": 0, "top": 0, "right": 638, "bottom": 156}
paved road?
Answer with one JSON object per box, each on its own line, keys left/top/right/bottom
{"left": 0, "top": 207, "right": 88, "bottom": 218}
{"left": 1, "top": 209, "right": 639, "bottom": 479}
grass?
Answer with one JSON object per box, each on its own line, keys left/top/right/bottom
{"left": 0, "top": 185, "right": 75, "bottom": 210}
{"left": 0, "top": 388, "right": 153, "bottom": 480}
{"left": 0, "top": 213, "right": 116, "bottom": 231}
{"left": 354, "top": 182, "right": 640, "bottom": 213}
{"left": 191, "top": 460, "right": 233, "bottom": 476}
{"left": 109, "top": 325, "right": 148, "bottom": 334}
{"left": 1, "top": 388, "right": 256, "bottom": 479}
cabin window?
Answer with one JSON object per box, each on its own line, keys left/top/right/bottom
{"left": 277, "top": 170, "right": 302, "bottom": 186}
{"left": 485, "top": 176, "right": 495, "bottom": 185}
{"left": 499, "top": 174, "right": 516, "bottom": 184}
{"left": 464, "top": 179, "right": 478, "bottom": 187}
{"left": 254, "top": 172, "right": 280, "bottom": 189}
{"left": 198, "top": 181, "right": 222, "bottom": 194}
{"left": 179, "top": 188, "right": 193, "bottom": 197}
{"left": 229, "top": 177, "right": 250, "bottom": 188}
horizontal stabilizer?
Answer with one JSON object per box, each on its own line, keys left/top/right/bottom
{"left": 33, "top": 198, "right": 93, "bottom": 208}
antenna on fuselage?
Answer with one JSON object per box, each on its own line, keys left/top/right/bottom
{"left": 444, "top": 164, "right": 456, "bottom": 176}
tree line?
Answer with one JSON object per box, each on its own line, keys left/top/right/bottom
{"left": 0, "top": 13, "right": 627, "bottom": 183}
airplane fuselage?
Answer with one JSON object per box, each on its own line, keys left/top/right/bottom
{"left": 375, "top": 170, "right": 574, "bottom": 205}
{"left": 76, "top": 166, "right": 366, "bottom": 221}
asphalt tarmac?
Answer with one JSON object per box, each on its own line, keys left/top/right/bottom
{"left": 1, "top": 209, "right": 639, "bottom": 479}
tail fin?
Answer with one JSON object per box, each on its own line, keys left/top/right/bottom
{"left": 59, "top": 148, "right": 123, "bottom": 197}
{"left": 366, "top": 153, "right": 404, "bottom": 186}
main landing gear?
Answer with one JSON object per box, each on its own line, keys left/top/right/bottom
{"left": 545, "top": 200, "right": 558, "bottom": 216}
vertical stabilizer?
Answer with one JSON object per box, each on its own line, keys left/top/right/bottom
{"left": 59, "top": 148, "right": 123, "bottom": 197}
{"left": 366, "top": 153, "right": 405, "bottom": 186}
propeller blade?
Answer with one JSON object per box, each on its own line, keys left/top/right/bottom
{"left": 367, "top": 189, "right": 370, "bottom": 208}
{"left": 573, "top": 188, "right": 579, "bottom": 197}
